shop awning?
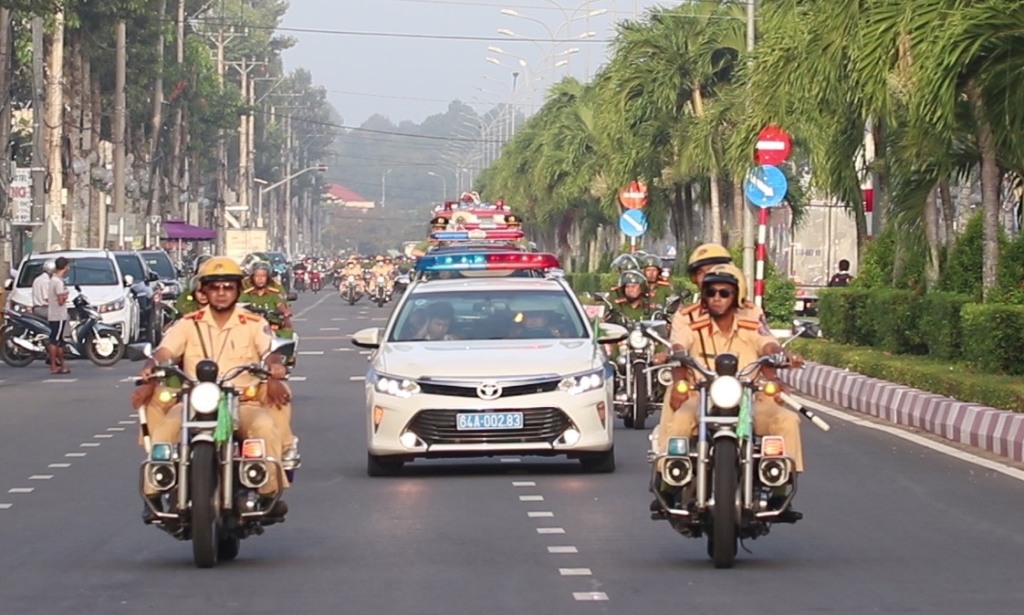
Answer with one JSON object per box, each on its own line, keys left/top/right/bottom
{"left": 162, "top": 220, "right": 216, "bottom": 241}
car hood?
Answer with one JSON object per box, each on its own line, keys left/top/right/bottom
{"left": 377, "top": 339, "right": 601, "bottom": 379}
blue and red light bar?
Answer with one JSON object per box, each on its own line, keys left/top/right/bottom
{"left": 415, "top": 251, "right": 561, "bottom": 272}
{"left": 431, "top": 229, "right": 524, "bottom": 241}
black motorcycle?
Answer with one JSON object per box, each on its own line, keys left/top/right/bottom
{"left": 0, "top": 286, "right": 125, "bottom": 367}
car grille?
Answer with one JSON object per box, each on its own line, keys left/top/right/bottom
{"left": 417, "top": 378, "right": 562, "bottom": 398}
{"left": 409, "top": 408, "right": 571, "bottom": 445}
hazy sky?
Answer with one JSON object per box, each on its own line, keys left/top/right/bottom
{"left": 279, "top": 0, "right": 669, "bottom": 126}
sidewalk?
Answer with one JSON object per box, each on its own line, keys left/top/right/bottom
{"left": 780, "top": 362, "right": 1024, "bottom": 463}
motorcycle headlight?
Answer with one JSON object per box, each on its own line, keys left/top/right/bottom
{"left": 558, "top": 369, "right": 604, "bottom": 395}
{"left": 374, "top": 374, "right": 421, "bottom": 398}
{"left": 348, "top": 275, "right": 355, "bottom": 282}
{"left": 709, "top": 376, "right": 743, "bottom": 409}
{"left": 628, "top": 329, "right": 648, "bottom": 350}
{"left": 190, "top": 382, "right": 222, "bottom": 414}
{"left": 99, "top": 298, "right": 126, "bottom": 313}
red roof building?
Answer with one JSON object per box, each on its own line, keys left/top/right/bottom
{"left": 322, "top": 183, "right": 375, "bottom": 209}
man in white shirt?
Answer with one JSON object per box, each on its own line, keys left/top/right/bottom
{"left": 31, "top": 259, "right": 56, "bottom": 318}
{"left": 47, "top": 257, "right": 71, "bottom": 374}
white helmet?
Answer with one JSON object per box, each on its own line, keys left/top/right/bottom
{"left": 42, "top": 259, "right": 56, "bottom": 274}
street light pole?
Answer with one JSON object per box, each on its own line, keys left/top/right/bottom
{"left": 381, "top": 168, "right": 394, "bottom": 209}
{"left": 256, "top": 165, "right": 327, "bottom": 254}
{"left": 427, "top": 171, "right": 447, "bottom": 201}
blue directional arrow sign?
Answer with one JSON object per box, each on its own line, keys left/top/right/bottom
{"left": 744, "top": 164, "right": 788, "bottom": 208}
{"left": 619, "top": 209, "right": 648, "bottom": 237}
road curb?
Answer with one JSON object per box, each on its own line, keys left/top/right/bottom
{"left": 780, "top": 362, "right": 1024, "bottom": 463}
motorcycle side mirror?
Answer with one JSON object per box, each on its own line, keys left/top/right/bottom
{"left": 641, "top": 320, "right": 670, "bottom": 345}
{"left": 123, "top": 274, "right": 134, "bottom": 286}
{"left": 125, "top": 342, "right": 153, "bottom": 362}
{"left": 74, "top": 284, "right": 83, "bottom": 292}
{"left": 266, "top": 336, "right": 296, "bottom": 359}
{"left": 670, "top": 349, "right": 691, "bottom": 363}
{"left": 286, "top": 292, "right": 298, "bottom": 302}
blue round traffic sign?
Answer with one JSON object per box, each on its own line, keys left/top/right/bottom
{"left": 619, "top": 209, "right": 648, "bottom": 237}
{"left": 744, "top": 165, "right": 788, "bottom": 208}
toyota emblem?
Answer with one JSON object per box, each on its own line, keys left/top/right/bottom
{"left": 476, "top": 381, "right": 503, "bottom": 400}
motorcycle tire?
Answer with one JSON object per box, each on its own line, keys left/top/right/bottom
{"left": 0, "top": 326, "right": 36, "bottom": 368}
{"left": 710, "top": 438, "right": 739, "bottom": 569}
{"left": 631, "top": 361, "right": 648, "bottom": 430}
{"left": 190, "top": 442, "right": 220, "bottom": 568}
{"left": 85, "top": 331, "right": 125, "bottom": 367}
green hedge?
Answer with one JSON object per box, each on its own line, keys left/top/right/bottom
{"left": 818, "top": 288, "right": 875, "bottom": 346}
{"left": 867, "top": 289, "right": 927, "bottom": 355}
{"left": 791, "top": 339, "right": 1024, "bottom": 413}
{"left": 960, "top": 303, "right": 1024, "bottom": 375}
{"left": 918, "top": 292, "right": 970, "bottom": 360}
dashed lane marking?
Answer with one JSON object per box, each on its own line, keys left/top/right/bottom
{"left": 65, "top": 453, "right": 86, "bottom": 458}
{"left": 292, "top": 318, "right": 308, "bottom": 322}
{"left": 94, "top": 434, "right": 113, "bottom": 439}
{"left": 358, "top": 351, "right": 371, "bottom": 355}
{"left": 559, "top": 568, "right": 592, "bottom": 576}
{"left": 42, "top": 378, "right": 78, "bottom": 383}
{"left": 107, "top": 427, "right": 126, "bottom": 432}
{"left": 331, "top": 317, "right": 347, "bottom": 321}
{"left": 512, "top": 481, "right": 536, "bottom": 487}
{"left": 8, "top": 488, "right": 34, "bottom": 494}
{"left": 519, "top": 495, "right": 544, "bottom": 502}
{"left": 29, "top": 475, "right": 52, "bottom": 480}
{"left": 528, "top": 511, "right": 554, "bottom": 518}
{"left": 48, "top": 463, "right": 71, "bottom": 468}
{"left": 537, "top": 527, "right": 565, "bottom": 534}
{"left": 320, "top": 327, "right": 340, "bottom": 331}
{"left": 573, "top": 593, "right": 608, "bottom": 601}
{"left": 0, "top": 504, "right": 11, "bottom": 509}
{"left": 289, "top": 376, "right": 308, "bottom": 382}
{"left": 547, "top": 546, "right": 578, "bottom": 554}
{"left": 371, "top": 317, "right": 387, "bottom": 321}
{"left": 80, "top": 443, "right": 101, "bottom": 448}
{"left": 298, "top": 351, "right": 325, "bottom": 356}
{"left": 333, "top": 348, "right": 353, "bottom": 352}
{"left": 118, "top": 420, "right": 135, "bottom": 425}
{"left": 349, "top": 376, "right": 365, "bottom": 381}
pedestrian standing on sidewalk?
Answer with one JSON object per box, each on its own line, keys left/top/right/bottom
{"left": 47, "top": 257, "right": 71, "bottom": 375}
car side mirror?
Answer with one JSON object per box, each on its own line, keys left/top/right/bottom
{"left": 147, "top": 271, "right": 159, "bottom": 282}
{"left": 123, "top": 274, "right": 134, "bottom": 286}
{"left": 2, "top": 279, "right": 11, "bottom": 291}
{"left": 351, "top": 327, "right": 382, "bottom": 349}
{"left": 596, "top": 323, "right": 628, "bottom": 344}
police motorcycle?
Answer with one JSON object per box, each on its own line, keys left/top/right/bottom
{"left": 642, "top": 324, "right": 830, "bottom": 568}
{"left": 0, "top": 285, "right": 125, "bottom": 367}
{"left": 372, "top": 272, "right": 389, "bottom": 307}
{"left": 238, "top": 301, "right": 299, "bottom": 368}
{"left": 592, "top": 292, "right": 661, "bottom": 430}
{"left": 129, "top": 337, "right": 295, "bottom": 568}
{"left": 340, "top": 271, "right": 362, "bottom": 305}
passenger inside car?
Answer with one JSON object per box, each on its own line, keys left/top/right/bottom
{"left": 510, "top": 310, "right": 561, "bottom": 339}
{"left": 412, "top": 301, "right": 459, "bottom": 341}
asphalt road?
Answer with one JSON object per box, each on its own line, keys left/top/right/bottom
{"left": 1, "top": 290, "right": 1023, "bottom": 614}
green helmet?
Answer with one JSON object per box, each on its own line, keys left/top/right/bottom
{"left": 251, "top": 261, "right": 272, "bottom": 275}
{"left": 642, "top": 254, "right": 662, "bottom": 269}
{"left": 611, "top": 253, "right": 643, "bottom": 273}
{"left": 617, "top": 269, "right": 648, "bottom": 293}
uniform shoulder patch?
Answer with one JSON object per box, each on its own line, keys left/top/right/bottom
{"left": 689, "top": 317, "right": 711, "bottom": 331}
{"left": 185, "top": 310, "right": 205, "bottom": 320}
{"left": 737, "top": 318, "right": 760, "bottom": 331}
{"left": 614, "top": 298, "right": 627, "bottom": 304}
{"left": 678, "top": 302, "right": 701, "bottom": 316}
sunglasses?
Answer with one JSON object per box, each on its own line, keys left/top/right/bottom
{"left": 702, "top": 287, "right": 735, "bottom": 299}
{"left": 204, "top": 282, "right": 238, "bottom": 293}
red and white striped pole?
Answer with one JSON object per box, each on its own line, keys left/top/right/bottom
{"left": 754, "top": 206, "right": 769, "bottom": 308}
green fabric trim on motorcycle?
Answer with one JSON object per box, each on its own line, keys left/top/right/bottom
{"left": 214, "top": 394, "right": 233, "bottom": 444}
{"left": 737, "top": 393, "right": 752, "bottom": 439}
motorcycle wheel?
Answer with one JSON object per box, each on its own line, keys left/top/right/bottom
{"left": 631, "top": 361, "right": 648, "bottom": 430}
{"left": 0, "top": 326, "right": 36, "bottom": 368}
{"left": 85, "top": 331, "right": 125, "bottom": 367}
{"left": 190, "top": 442, "right": 219, "bottom": 568}
{"left": 709, "top": 438, "right": 739, "bottom": 569}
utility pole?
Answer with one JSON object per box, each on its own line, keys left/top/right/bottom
{"left": 45, "top": 9, "right": 66, "bottom": 250}
{"left": 283, "top": 114, "right": 292, "bottom": 255}
{"left": 0, "top": 8, "right": 13, "bottom": 271}
{"left": 169, "top": 0, "right": 185, "bottom": 220}
{"left": 112, "top": 19, "right": 127, "bottom": 248}
{"left": 201, "top": 19, "right": 239, "bottom": 253}
{"left": 742, "top": 0, "right": 757, "bottom": 296}
{"left": 30, "top": 16, "right": 45, "bottom": 255}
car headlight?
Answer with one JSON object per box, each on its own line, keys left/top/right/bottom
{"left": 558, "top": 369, "right": 605, "bottom": 396}
{"left": 374, "top": 374, "right": 421, "bottom": 398}
{"left": 709, "top": 376, "right": 743, "bottom": 409}
{"left": 99, "top": 298, "right": 126, "bottom": 313}
{"left": 190, "top": 382, "right": 221, "bottom": 414}
{"left": 11, "top": 301, "right": 30, "bottom": 314}
{"left": 628, "top": 329, "right": 648, "bottom": 350}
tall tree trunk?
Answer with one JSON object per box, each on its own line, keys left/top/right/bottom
{"left": 45, "top": 8, "right": 65, "bottom": 249}
{"left": 967, "top": 79, "right": 1000, "bottom": 301}
{"left": 90, "top": 64, "right": 103, "bottom": 247}
{"left": 682, "top": 183, "right": 695, "bottom": 255}
{"left": 691, "top": 88, "right": 721, "bottom": 244}
{"left": 146, "top": 0, "right": 168, "bottom": 219}
{"left": 0, "top": 8, "right": 12, "bottom": 273}
{"left": 938, "top": 177, "right": 955, "bottom": 247}
{"left": 730, "top": 178, "right": 743, "bottom": 247}
{"left": 67, "top": 31, "right": 84, "bottom": 247}
{"left": 924, "top": 184, "right": 942, "bottom": 289}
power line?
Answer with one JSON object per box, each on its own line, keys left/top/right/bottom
{"left": 260, "top": 109, "right": 504, "bottom": 144}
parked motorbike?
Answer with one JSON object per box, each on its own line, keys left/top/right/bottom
{"left": 642, "top": 324, "right": 829, "bottom": 568}
{"left": 0, "top": 286, "right": 125, "bottom": 367}
{"left": 340, "top": 274, "right": 361, "bottom": 305}
{"left": 130, "top": 337, "right": 295, "bottom": 568}
{"left": 309, "top": 270, "right": 323, "bottom": 293}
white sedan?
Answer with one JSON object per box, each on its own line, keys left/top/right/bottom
{"left": 353, "top": 271, "right": 627, "bottom": 476}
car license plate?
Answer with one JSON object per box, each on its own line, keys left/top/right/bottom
{"left": 456, "top": 412, "right": 524, "bottom": 431}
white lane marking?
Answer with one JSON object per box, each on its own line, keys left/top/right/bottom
{"left": 119, "top": 420, "right": 136, "bottom": 425}
{"left": 0, "top": 503, "right": 11, "bottom": 509}
{"left": 292, "top": 318, "right": 308, "bottom": 322}
{"left": 537, "top": 527, "right": 565, "bottom": 534}
{"left": 94, "top": 434, "right": 114, "bottom": 439}
{"left": 349, "top": 376, "right": 365, "bottom": 381}
{"left": 790, "top": 394, "right": 1024, "bottom": 483}
{"left": 8, "top": 488, "right": 34, "bottom": 493}
{"left": 512, "top": 481, "right": 536, "bottom": 487}
{"left": 334, "top": 348, "right": 353, "bottom": 352}
{"left": 289, "top": 376, "right": 308, "bottom": 382}
{"left": 331, "top": 317, "right": 347, "bottom": 321}
{"left": 519, "top": 495, "right": 544, "bottom": 502}
{"left": 500, "top": 458, "right": 521, "bottom": 463}
{"left": 43, "top": 378, "right": 78, "bottom": 383}
{"left": 371, "top": 317, "right": 387, "bottom": 321}
{"left": 80, "top": 443, "right": 101, "bottom": 448}
{"left": 29, "top": 475, "right": 53, "bottom": 480}
{"left": 547, "top": 546, "right": 578, "bottom": 554}
{"left": 298, "top": 351, "right": 324, "bottom": 356}
{"left": 320, "top": 327, "right": 340, "bottom": 331}
{"left": 65, "top": 453, "right": 87, "bottom": 457}
{"left": 358, "top": 350, "right": 371, "bottom": 355}
{"left": 573, "top": 592, "right": 608, "bottom": 601}
{"left": 107, "top": 427, "right": 126, "bottom": 432}
{"left": 528, "top": 511, "right": 554, "bottom": 518}
{"left": 48, "top": 463, "right": 71, "bottom": 468}
{"left": 560, "top": 568, "right": 592, "bottom": 576}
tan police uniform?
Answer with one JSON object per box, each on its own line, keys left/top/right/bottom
{"left": 656, "top": 308, "right": 804, "bottom": 472}
{"left": 143, "top": 305, "right": 292, "bottom": 494}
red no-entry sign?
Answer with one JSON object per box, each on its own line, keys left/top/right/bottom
{"left": 755, "top": 125, "right": 792, "bottom": 166}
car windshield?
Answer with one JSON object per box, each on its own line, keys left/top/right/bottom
{"left": 389, "top": 289, "right": 587, "bottom": 342}
{"left": 141, "top": 252, "right": 176, "bottom": 278}
{"left": 265, "top": 252, "right": 287, "bottom": 266}
{"left": 16, "top": 257, "right": 118, "bottom": 287}
{"left": 115, "top": 254, "right": 146, "bottom": 282}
